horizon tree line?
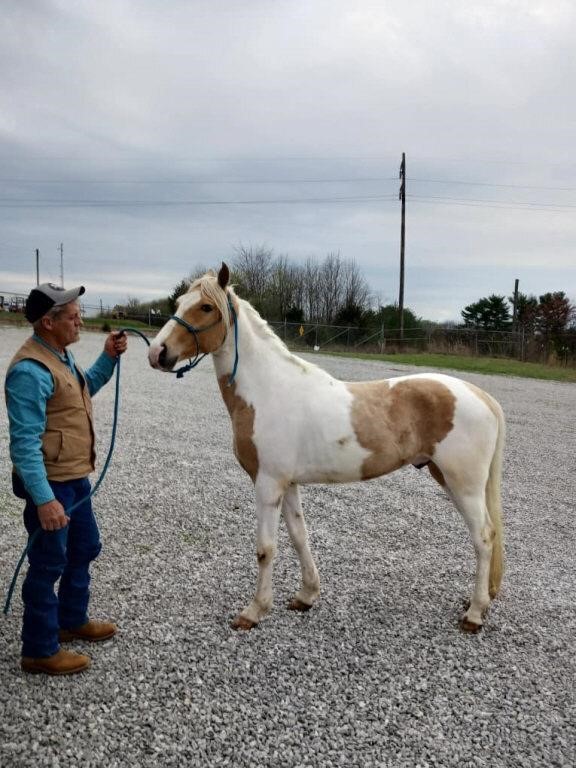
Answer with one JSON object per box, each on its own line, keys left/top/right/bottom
{"left": 115, "top": 245, "right": 575, "bottom": 343}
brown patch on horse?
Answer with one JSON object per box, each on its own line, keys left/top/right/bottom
{"left": 218, "top": 377, "right": 259, "bottom": 481}
{"left": 347, "top": 378, "right": 456, "bottom": 480}
{"left": 181, "top": 300, "right": 227, "bottom": 356}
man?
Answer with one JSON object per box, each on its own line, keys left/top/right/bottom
{"left": 5, "top": 282, "right": 128, "bottom": 675}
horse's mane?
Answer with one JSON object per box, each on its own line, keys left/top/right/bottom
{"left": 238, "top": 298, "right": 317, "bottom": 373}
{"left": 192, "top": 271, "right": 317, "bottom": 373}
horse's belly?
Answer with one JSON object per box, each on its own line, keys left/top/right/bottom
{"left": 277, "top": 436, "right": 368, "bottom": 485}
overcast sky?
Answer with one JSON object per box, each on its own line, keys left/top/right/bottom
{"left": 1, "top": 0, "right": 575, "bottom": 322}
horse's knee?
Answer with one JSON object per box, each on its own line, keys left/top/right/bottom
{"left": 257, "top": 544, "right": 276, "bottom": 565}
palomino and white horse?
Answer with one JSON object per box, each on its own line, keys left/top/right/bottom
{"left": 149, "top": 264, "right": 505, "bottom": 632}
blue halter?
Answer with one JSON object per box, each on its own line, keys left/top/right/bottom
{"left": 169, "top": 296, "right": 238, "bottom": 384}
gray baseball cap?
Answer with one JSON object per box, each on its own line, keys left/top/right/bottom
{"left": 25, "top": 282, "right": 86, "bottom": 323}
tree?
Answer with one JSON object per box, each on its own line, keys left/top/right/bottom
{"left": 341, "top": 258, "right": 371, "bottom": 313}
{"left": 509, "top": 291, "right": 538, "bottom": 332}
{"left": 268, "top": 254, "right": 302, "bottom": 321}
{"left": 371, "top": 304, "right": 421, "bottom": 334}
{"left": 537, "top": 292, "right": 574, "bottom": 336}
{"left": 319, "top": 252, "right": 343, "bottom": 323}
{"left": 461, "top": 295, "right": 511, "bottom": 331}
{"left": 168, "top": 278, "right": 191, "bottom": 313}
{"left": 303, "top": 257, "right": 322, "bottom": 323}
{"left": 232, "top": 244, "right": 274, "bottom": 311}
{"left": 334, "top": 302, "right": 365, "bottom": 327}
{"left": 285, "top": 305, "right": 304, "bottom": 323}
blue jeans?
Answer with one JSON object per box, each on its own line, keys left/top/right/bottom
{"left": 15, "top": 475, "right": 102, "bottom": 658}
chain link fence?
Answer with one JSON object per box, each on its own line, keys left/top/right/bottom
{"left": 2, "top": 290, "right": 575, "bottom": 366}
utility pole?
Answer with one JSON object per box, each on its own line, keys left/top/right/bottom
{"left": 398, "top": 152, "right": 406, "bottom": 341}
{"left": 59, "top": 243, "right": 64, "bottom": 287}
{"left": 512, "top": 278, "right": 519, "bottom": 331}
{"left": 35, "top": 249, "right": 40, "bottom": 286}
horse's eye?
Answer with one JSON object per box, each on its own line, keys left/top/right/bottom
{"left": 201, "top": 304, "right": 213, "bottom": 313}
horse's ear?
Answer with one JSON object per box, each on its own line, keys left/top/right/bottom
{"left": 218, "top": 262, "right": 230, "bottom": 290}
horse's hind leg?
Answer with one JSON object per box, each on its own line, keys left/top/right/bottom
{"left": 445, "top": 481, "right": 494, "bottom": 632}
{"left": 282, "top": 484, "right": 320, "bottom": 611}
{"left": 231, "top": 476, "right": 283, "bottom": 630}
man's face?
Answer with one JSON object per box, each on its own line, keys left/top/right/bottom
{"left": 44, "top": 301, "right": 83, "bottom": 347}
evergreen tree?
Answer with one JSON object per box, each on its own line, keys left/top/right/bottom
{"left": 461, "top": 295, "right": 511, "bottom": 330}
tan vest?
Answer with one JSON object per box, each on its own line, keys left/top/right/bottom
{"left": 7, "top": 337, "right": 96, "bottom": 481}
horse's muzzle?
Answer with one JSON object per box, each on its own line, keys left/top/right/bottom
{"left": 148, "top": 343, "right": 177, "bottom": 371}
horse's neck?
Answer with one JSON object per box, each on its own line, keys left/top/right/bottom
{"left": 212, "top": 299, "right": 308, "bottom": 383}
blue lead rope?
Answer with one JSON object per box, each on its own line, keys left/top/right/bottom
{"left": 4, "top": 307, "right": 239, "bottom": 615}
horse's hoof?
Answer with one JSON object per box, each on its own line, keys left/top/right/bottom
{"left": 460, "top": 617, "right": 483, "bottom": 633}
{"left": 288, "top": 598, "right": 312, "bottom": 612}
{"left": 231, "top": 615, "right": 258, "bottom": 631}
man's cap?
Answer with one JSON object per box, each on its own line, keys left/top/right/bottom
{"left": 25, "top": 283, "right": 86, "bottom": 323}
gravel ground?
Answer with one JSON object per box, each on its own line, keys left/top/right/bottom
{"left": 0, "top": 325, "right": 574, "bottom": 768}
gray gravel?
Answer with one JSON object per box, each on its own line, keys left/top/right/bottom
{"left": 1, "top": 326, "right": 574, "bottom": 768}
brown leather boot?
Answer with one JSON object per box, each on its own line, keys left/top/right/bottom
{"left": 59, "top": 619, "right": 117, "bottom": 643}
{"left": 21, "top": 648, "right": 91, "bottom": 675}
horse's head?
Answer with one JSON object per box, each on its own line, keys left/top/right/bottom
{"left": 148, "top": 263, "right": 231, "bottom": 371}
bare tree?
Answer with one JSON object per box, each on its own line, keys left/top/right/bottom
{"left": 303, "top": 257, "right": 322, "bottom": 322}
{"left": 232, "top": 245, "right": 274, "bottom": 307}
{"left": 269, "top": 254, "right": 301, "bottom": 320}
{"left": 319, "top": 252, "right": 343, "bottom": 323}
{"left": 125, "top": 295, "right": 143, "bottom": 312}
{"left": 342, "top": 258, "right": 371, "bottom": 312}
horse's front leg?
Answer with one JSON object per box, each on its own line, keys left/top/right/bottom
{"left": 231, "top": 476, "right": 283, "bottom": 630}
{"left": 282, "top": 483, "right": 320, "bottom": 612}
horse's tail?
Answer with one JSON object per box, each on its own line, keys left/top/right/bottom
{"left": 486, "top": 396, "right": 506, "bottom": 599}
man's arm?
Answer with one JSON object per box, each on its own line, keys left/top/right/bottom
{"left": 83, "top": 332, "right": 127, "bottom": 396}
{"left": 6, "top": 361, "right": 56, "bottom": 505}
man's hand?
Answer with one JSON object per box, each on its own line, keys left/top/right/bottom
{"left": 104, "top": 331, "right": 128, "bottom": 358}
{"left": 37, "top": 500, "right": 69, "bottom": 531}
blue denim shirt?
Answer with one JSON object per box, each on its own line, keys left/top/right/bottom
{"left": 5, "top": 334, "right": 117, "bottom": 505}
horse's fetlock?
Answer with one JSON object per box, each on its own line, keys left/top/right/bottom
{"left": 255, "top": 596, "right": 273, "bottom": 614}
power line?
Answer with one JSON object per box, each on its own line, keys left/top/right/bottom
{"left": 0, "top": 176, "right": 399, "bottom": 185}
{"left": 0, "top": 194, "right": 399, "bottom": 208}
{"left": 408, "top": 194, "right": 576, "bottom": 212}
{"left": 4, "top": 175, "right": 576, "bottom": 192}
{"left": 410, "top": 178, "right": 576, "bottom": 193}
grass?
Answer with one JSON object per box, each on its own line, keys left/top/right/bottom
{"left": 310, "top": 350, "right": 576, "bottom": 382}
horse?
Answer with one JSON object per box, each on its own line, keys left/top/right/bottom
{"left": 148, "top": 263, "right": 505, "bottom": 633}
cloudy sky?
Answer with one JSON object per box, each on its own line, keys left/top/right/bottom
{"left": 2, "top": 0, "right": 575, "bottom": 321}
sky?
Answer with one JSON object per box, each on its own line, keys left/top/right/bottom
{"left": 1, "top": 0, "right": 575, "bottom": 322}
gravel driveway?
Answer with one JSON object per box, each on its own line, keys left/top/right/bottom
{"left": 1, "top": 326, "right": 574, "bottom": 767}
